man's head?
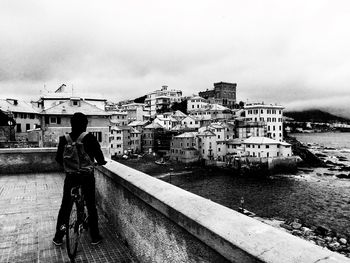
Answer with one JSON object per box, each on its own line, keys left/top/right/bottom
{"left": 71, "top": 112, "right": 88, "bottom": 133}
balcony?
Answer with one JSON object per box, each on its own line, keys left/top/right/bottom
{"left": 0, "top": 148, "right": 349, "bottom": 263}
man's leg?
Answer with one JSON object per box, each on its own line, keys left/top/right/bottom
{"left": 83, "top": 176, "right": 101, "bottom": 243}
{"left": 54, "top": 176, "right": 75, "bottom": 244}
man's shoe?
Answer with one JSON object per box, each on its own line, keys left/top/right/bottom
{"left": 91, "top": 236, "right": 103, "bottom": 245}
{"left": 52, "top": 237, "right": 63, "bottom": 246}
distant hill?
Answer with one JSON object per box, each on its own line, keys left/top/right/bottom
{"left": 284, "top": 109, "right": 350, "bottom": 123}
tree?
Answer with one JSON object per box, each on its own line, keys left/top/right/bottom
{"left": 134, "top": 95, "right": 147, "bottom": 103}
{"left": 171, "top": 100, "right": 187, "bottom": 114}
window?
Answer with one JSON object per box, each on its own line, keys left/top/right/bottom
{"left": 16, "top": 124, "right": 22, "bottom": 132}
{"left": 266, "top": 145, "right": 269, "bottom": 148}
{"left": 92, "top": 132, "right": 102, "bottom": 142}
{"left": 30, "top": 114, "right": 35, "bottom": 119}
{"left": 73, "top": 100, "right": 79, "bottom": 106}
{"left": 57, "top": 117, "right": 61, "bottom": 124}
{"left": 26, "top": 124, "right": 30, "bottom": 131}
{"left": 218, "top": 148, "right": 221, "bottom": 152}
{"left": 50, "top": 117, "right": 57, "bottom": 124}
{"left": 261, "top": 110, "right": 264, "bottom": 114}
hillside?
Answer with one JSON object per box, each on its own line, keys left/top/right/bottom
{"left": 284, "top": 109, "right": 350, "bottom": 123}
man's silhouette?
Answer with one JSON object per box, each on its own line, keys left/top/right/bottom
{"left": 53, "top": 112, "right": 106, "bottom": 246}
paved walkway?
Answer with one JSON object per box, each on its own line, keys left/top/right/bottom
{"left": 0, "top": 173, "right": 137, "bottom": 263}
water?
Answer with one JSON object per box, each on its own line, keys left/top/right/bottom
{"left": 167, "top": 132, "right": 350, "bottom": 237}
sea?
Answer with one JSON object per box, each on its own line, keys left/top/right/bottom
{"left": 167, "top": 132, "right": 350, "bottom": 237}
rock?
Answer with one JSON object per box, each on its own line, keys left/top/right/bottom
{"left": 291, "top": 222, "right": 302, "bottom": 229}
{"left": 316, "top": 240, "right": 326, "bottom": 247}
{"left": 340, "top": 238, "right": 347, "bottom": 245}
{"left": 323, "top": 172, "right": 333, "bottom": 176}
{"left": 340, "top": 166, "right": 350, "bottom": 171}
{"left": 292, "top": 230, "right": 303, "bottom": 236}
{"left": 301, "top": 227, "right": 312, "bottom": 235}
{"left": 328, "top": 242, "right": 341, "bottom": 251}
{"left": 315, "top": 153, "right": 327, "bottom": 158}
{"left": 280, "top": 223, "right": 293, "bottom": 231}
{"left": 315, "top": 225, "right": 331, "bottom": 236}
{"left": 336, "top": 173, "right": 350, "bottom": 179}
{"left": 325, "top": 236, "right": 333, "bottom": 243}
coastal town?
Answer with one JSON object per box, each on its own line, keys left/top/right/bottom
{"left": 0, "top": 82, "right": 299, "bottom": 172}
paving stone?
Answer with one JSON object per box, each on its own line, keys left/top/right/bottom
{"left": 0, "top": 173, "right": 137, "bottom": 263}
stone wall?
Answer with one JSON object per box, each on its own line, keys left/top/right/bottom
{"left": 268, "top": 156, "right": 298, "bottom": 173}
{"left": 0, "top": 148, "right": 61, "bottom": 174}
{"left": 95, "top": 160, "right": 349, "bottom": 263}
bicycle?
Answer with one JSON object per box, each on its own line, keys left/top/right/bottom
{"left": 62, "top": 181, "right": 89, "bottom": 263}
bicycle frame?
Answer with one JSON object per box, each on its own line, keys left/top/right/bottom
{"left": 65, "top": 184, "right": 88, "bottom": 262}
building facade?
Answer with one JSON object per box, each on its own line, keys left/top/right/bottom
{"left": 144, "top": 85, "right": 182, "bottom": 117}
{"left": 170, "top": 132, "right": 199, "bottom": 163}
{"left": 244, "top": 103, "right": 284, "bottom": 142}
{"left": 199, "top": 82, "right": 237, "bottom": 109}
{"left": 242, "top": 137, "right": 292, "bottom": 158}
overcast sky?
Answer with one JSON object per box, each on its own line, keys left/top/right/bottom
{"left": 1, "top": 0, "right": 350, "bottom": 115}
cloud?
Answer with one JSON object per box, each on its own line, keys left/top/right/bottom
{"left": 0, "top": 0, "right": 350, "bottom": 113}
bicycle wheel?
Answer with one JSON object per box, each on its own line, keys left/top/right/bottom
{"left": 66, "top": 200, "right": 80, "bottom": 260}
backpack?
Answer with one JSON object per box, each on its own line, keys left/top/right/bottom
{"left": 63, "top": 132, "right": 94, "bottom": 175}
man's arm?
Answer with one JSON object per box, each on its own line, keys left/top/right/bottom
{"left": 89, "top": 134, "right": 107, "bottom": 165}
{"left": 55, "top": 136, "right": 65, "bottom": 166}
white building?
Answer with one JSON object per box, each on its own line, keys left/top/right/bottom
{"left": 242, "top": 137, "right": 292, "bottom": 158}
{"left": 34, "top": 84, "right": 107, "bottom": 110}
{"left": 244, "top": 103, "right": 284, "bottom": 141}
{"left": 144, "top": 85, "right": 182, "bottom": 117}
{"left": 197, "top": 122, "right": 235, "bottom": 161}
{"left": 180, "top": 116, "right": 200, "bottom": 130}
{"left": 187, "top": 96, "right": 208, "bottom": 112}
{"left": 153, "top": 115, "right": 178, "bottom": 130}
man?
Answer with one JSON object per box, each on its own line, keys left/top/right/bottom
{"left": 53, "top": 112, "right": 107, "bottom": 246}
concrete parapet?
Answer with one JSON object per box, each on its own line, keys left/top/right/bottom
{"left": 0, "top": 147, "right": 61, "bottom": 174}
{"left": 95, "top": 159, "right": 350, "bottom": 263}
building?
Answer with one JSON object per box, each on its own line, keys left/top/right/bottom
{"left": 39, "top": 98, "right": 111, "bottom": 156}
{"left": 119, "top": 103, "right": 149, "bottom": 122}
{"left": 0, "top": 99, "right": 41, "bottom": 141}
{"left": 197, "top": 129, "right": 216, "bottom": 160}
{"left": 170, "top": 132, "right": 199, "bottom": 163}
{"left": 144, "top": 85, "right": 182, "bottom": 117}
{"left": 153, "top": 115, "right": 178, "bottom": 130}
{"left": 244, "top": 103, "right": 284, "bottom": 142}
{"left": 109, "top": 110, "right": 128, "bottom": 126}
{"left": 180, "top": 116, "right": 200, "bottom": 130}
{"left": 187, "top": 96, "right": 208, "bottom": 112}
{"left": 35, "top": 84, "right": 107, "bottom": 111}
{"left": 235, "top": 119, "right": 266, "bottom": 139}
{"left": 142, "top": 122, "right": 164, "bottom": 153}
{"left": 199, "top": 82, "right": 237, "bottom": 109}
{"left": 110, "top": 126, "right": 141, "bottom": 156}
{"left": 197, "top": 122, "right": 236, "bottom": 161}
{"left": 110, "top": 126, "right": 123, "bottom": 156}
{"left": 242, "top": 137, "right": 292, "bottom": 158}
{"left": 188, "top": 104, "right": 233, "bottom": 125}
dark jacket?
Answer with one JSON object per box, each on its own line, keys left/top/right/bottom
{"left": 56, "top": 132, "right": 106, "bottom": 167}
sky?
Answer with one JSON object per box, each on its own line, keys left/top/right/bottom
{"left": 1, "top": 0, "right": 350, "bottom": 116}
